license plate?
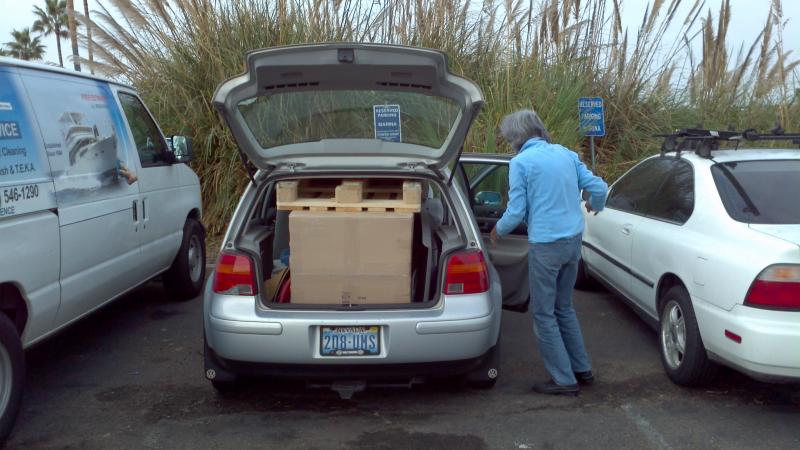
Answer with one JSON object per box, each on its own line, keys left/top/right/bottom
{"left": 320, "top": 326, "right": 380, "bottom": 356}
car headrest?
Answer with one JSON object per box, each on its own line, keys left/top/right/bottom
{"left": 422, "top": 197, "right": 444, "bottom": 226}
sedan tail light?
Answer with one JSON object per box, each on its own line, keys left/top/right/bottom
{"left": 744, "top": 264, "right": 800, "bottom": 310}
{"left": 444, "top": 250, "right": 489, "bottom": 295}
{"left": 213, "top": 251, "right": 257, "bottom": 295}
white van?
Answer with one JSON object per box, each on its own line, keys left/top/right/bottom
{"left": 0, "top": 58, "right": 205, "bottom": 440}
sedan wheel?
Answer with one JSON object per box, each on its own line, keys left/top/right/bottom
{"left": 660, "top": 300, "right": 686, "bottom": 370}
{"left": 574, "top": 258, "right": 597, "bottom": 290}
{"left": 657, "top": 285, "right": 717, "bottom": 386}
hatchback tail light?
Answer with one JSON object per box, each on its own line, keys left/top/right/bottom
{"left": 444, "top": 250, "right": 489, "bottom": 295}
{"left": 213, "top": 251, "right": 257, "bottom": 295}
{"left": 744, "top": 264, "right": 800, "bottom": 310}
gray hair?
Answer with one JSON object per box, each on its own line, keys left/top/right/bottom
{"left": 498, "top": 109, "right": 551, "bottom": 151}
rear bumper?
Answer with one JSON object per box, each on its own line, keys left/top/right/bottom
{"left": 694, "top": 299, "right": 800, "bottom": 382}
{"left": 207, "top": 313, "right": 494, "bottom": 336}
{"left": 203, "top": 277, "right": 502, "bottom": 367}
{"left": 206, "top": 309, "right": 498, "bottom": 365}
{"left": 205, "top": 342, "right": 497, "bottom": 380}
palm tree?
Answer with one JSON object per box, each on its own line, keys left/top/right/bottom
{"left": 66, "top": 0, "right": 81, "bottom": 71}
{"left": 4, "top": 28, "right": 46, "bottom": 61}
{"left": 32, "top": 0, "right": 68, "bottom": 67}
{"left": 83, "top": 0, "right": 93, "bottom": 73}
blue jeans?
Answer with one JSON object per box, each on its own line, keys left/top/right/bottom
{"left": 529, "top": 233, "right": 591, "bottom": 385}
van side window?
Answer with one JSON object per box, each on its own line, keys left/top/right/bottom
{"left": 118, "top": 93, "right": 167, "bottom": 166}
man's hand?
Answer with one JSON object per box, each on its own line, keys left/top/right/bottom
{"left": 584, "top": 201, "right": 598, "bottom": 216}
{"left": 489, "top": 226, "right": 499, "bottom": 248}
{"left": 119, "top": 163, "right": 138, "bottom": 185}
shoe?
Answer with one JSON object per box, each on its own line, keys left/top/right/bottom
{"left": 574, "top": 370, "right": 594, "bottom": 386}
{"left": 531, "top": 380, "right": 579, "bottom": 396}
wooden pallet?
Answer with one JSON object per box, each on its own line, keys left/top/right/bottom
{"left": 277, "top": 179, "right": 422, "bottom": 213}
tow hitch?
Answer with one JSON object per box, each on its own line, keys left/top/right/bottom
{"left": 307, "top": 377, "right": 425, "bottom": 399}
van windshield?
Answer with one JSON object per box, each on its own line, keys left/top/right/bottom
{"left": 237, "top": 90, "right": 460, "bottom": 150}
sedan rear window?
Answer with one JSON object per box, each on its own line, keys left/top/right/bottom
{"left": 711, "top": 160, "right": 800, "bottom": 224}
{"left": 238, "top": 90, "right": 460, "bottom": 150}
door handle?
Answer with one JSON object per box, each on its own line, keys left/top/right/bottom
{"left": 621, "top": 224, "right": 632, "bottom": 235}
{"left": 132, "top": 200, "right": 138, "bottom": 221}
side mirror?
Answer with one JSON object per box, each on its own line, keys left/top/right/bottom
{"left": 170, "top": 135, "right": 194, "bottom": 163}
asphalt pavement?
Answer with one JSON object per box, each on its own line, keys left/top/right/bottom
{"left": 8, "top": 278, "right": 800, "bottom": 449}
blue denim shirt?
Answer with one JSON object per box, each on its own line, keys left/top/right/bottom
{"left": 495, "top": 138, "right": 608, "bottom": 243}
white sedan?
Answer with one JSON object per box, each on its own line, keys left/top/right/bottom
{"left": 579, "top": 141, "right": 800, "bottom": 385}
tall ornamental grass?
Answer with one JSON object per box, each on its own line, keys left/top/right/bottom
{"left": 75, "top": 0, "right": 799, "bottom": 234}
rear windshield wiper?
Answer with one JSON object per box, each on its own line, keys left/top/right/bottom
{"left": 716, "top": 164, "right": 760, "bottom": 217}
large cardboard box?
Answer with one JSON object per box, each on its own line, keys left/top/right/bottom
{"left": 289, "top": 211, "right": 413, "bottom": 304}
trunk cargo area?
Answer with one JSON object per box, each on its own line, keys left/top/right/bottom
{"left": 289, "top": 210, "right": 413, "bottom": 304}
{"left": 238, "top": 176, "right": 462, "bottom": 308}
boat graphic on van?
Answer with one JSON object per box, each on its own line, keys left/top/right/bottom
{"left": 59, "top": 112, "right": 117, "bottom": 176}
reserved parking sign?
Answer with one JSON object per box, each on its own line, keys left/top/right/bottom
{"left": 578, "top": 97, "right": 605, "bottom": 137}
{"left": 373, "top": 104, "right": 402, "bottom": 142}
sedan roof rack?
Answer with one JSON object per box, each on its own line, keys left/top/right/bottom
{"left": 656, "top": 127, "right": 800, "bottom": 158}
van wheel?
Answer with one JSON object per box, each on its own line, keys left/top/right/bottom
{"left": 0, "top": 313, "right": 24, "bottom": 443}
{"left": 658, "top": 285, "right": 717, "bottom": 386}
{"left": 164, "top": 218, "right": 206, "bottom": 300}
{"left": 574, "top": 259, "right": 596, "bottom": 290}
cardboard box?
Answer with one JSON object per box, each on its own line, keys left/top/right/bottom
{"left": 289, "top": 211, "right": 413, "bottom": 304}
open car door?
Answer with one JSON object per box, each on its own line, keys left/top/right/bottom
{"left": 457, "top": 154, "right": 530, "bottom": 312}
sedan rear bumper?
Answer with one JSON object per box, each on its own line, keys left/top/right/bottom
{"left": 694, "top": 299, "right": 800, "bottom": 382}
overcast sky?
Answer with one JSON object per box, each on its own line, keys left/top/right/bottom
{"left": 1, "top": 0, "right": 798, "bottom": 69}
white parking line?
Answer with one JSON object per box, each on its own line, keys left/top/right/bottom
{"left": 622, "top": 403, "right": 671, "bottom": 450}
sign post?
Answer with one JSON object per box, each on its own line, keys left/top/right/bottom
{"left": 578, "top": 97, "right": 605, "bottom": 171}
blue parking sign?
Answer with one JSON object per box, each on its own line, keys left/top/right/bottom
{"left": 578, "top": 97, "right": 605, "bottom": 137}
{"left": 373, "top": 104, "right": 401, "bottom": 142}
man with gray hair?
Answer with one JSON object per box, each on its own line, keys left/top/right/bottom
{"left": 490, "top": 109, "right": 608, "bottom": 396}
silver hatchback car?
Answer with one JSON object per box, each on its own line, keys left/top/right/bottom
{"left": 203, "top": 44, "right": 530, "bottom": 396}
